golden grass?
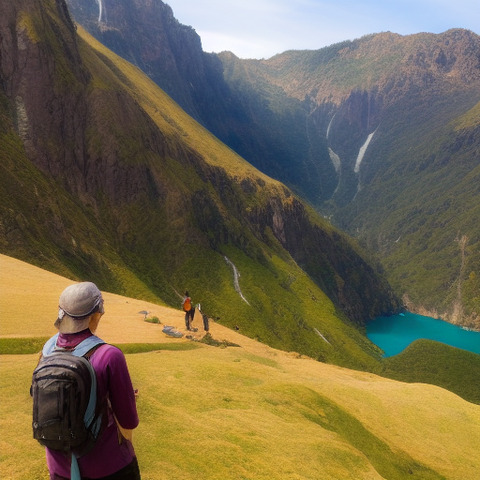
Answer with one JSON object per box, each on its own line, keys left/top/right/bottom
{"left": 2, "top": 254, "right": 480, "bottom": 480}
{"left": 0, "top": 253, "right": 188, "bottom": 343}
{"left": 0, "top": 254, "right": 270, "bottom": 347}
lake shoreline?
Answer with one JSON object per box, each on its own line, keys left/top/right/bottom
{"left": 366, "top": 311, "right": 480, "bottom": 357}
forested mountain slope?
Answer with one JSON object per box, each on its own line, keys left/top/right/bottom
{"left": 64, "top": 0, "right": 480, "bottom": 327}
{"left": 0, "top": 0, "right": 399, "bottom": 369}
{"left": 237, "top": 30, "right": 480, "bottom": 327}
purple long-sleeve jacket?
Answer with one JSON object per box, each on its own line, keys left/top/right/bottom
{"left": 45, "top": 329, "right": 139, "bottom": 479}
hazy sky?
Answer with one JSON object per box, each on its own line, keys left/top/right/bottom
{"left": 165, "top": 0, "right": 479, "bottom": 59}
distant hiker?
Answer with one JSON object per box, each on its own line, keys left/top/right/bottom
{"left": 182, "top": 291, "right": 195, "bottom": 330}
{"left": 198, "top": 303, "right": 209, "bottom": 332}
{"left": 32, "top": 282, "right": 141, "bottom": 480}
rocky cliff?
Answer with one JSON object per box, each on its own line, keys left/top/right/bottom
{"left": 63, "top": 0, "right": 480, "bottom": 328}
{"left": 0, "top": 0, "right": 401, "bottom": 367}
{"left": 65, "top": 0, "right": 233, "bottom": 126}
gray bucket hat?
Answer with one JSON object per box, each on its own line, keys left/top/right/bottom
{"left": 59, "top": 282, "right": 104, "bottom": 318}
{"left": 56, "top": 282, "right": 104, "bottom": 333}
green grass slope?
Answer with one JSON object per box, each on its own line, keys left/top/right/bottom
{"left": 2, "top": 345, "right": 480, "bottom": 479}
{"left": 2, "top": 255, "right": 480, "bottom": 480}
{"left": 2, "top": 252, "right": 478, "bottom": 408}
{"left": 380, "top": 339, "right": 480, "bottom": 405}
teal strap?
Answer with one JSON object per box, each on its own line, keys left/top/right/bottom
{"left": 83, "top": 361, "right": 98, "bottom": 428}
{"left": 72, "top": 336, "right": 105, "bottom": 428}
{"left": 42, "top": 333, "right": 59, "bottom": 356}
{"left": 71, "top": 454, "right": 81, "bottom": 480}
{"left": 42, "top": 333, "right": 104, "bottom": 357}
{"left": 71, "top": 335, "right": 104, "bottom": 357}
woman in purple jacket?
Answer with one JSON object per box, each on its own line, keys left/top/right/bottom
{"left": 44, "top": 282, "right": 141, "bottom": 480}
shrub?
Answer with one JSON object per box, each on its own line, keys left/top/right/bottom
{"left": 144, "top": 316, "right": 160, "bottom": 324}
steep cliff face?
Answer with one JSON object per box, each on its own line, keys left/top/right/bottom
{"left": 61, "top": 0, "right": 480, "bottom": 215}
{"left": 220, "top": 30, "right": 480, "bottom": 207}
{"left": 2, "top": 0, "right": 88, "bottom": 177}
{"left": 65, "top": 0, "right": 232, "bottom": 126}
{"left": 1, "top": 0, "right": 167, "bottom": 206}
{"left": 245, "top": 195, "right": 397, "bottom": 323}
{"left": 0, "top": 0, "right": 400, "bottom": 367}
{"left": 64, "top": 0, "right": 321, "bottom": 201}
{"left": 298, "top": 31, "right": 480, "bottom": 327}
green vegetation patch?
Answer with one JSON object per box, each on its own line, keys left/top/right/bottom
{"left": 144, "top": 316, "right": 160, "bottom": 324}
{"left": 380, "top": 339, "right": 480, "bottom": 405}
{"left": 198, "top": 333, "right": 240, "bottom": 348}
{"left": 0, "top": 337, "right": 199, "bottom": 355}
{"left": 0, "top": 337, "right": 48, "bottom": 355}
{"left": 114, "top": 343, "right": 200, "bottom": 354}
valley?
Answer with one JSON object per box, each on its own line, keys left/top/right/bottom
{"left": 1, "top": 2, "right": 480, "bottom": 477}
{"left": 63, "top": 0, "right": 480, "bottom": 329}
{"left": 0, "top": 0, "right": 400, "bottom": 372}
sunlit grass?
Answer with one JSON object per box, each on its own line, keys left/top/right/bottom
{"left": 2, "top": 256, "right": 480, "bottom": 480}
{"left": 453, "top": 100, "right": 480, "bottom": 130}
{"left": 77, "top": 26, "right": 281, "bottom": 188}
{"left": 3, "top": 347, "right": 480, "bottom": 480}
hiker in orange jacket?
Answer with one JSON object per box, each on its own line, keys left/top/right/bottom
{"left": 182, "top": 291, "right": 195, "bottom": 330}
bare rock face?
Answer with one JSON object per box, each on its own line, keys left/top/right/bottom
{"left": 66, "top": 0, "right": 210, "bottom": 120}
{"left": 1, "top": 0, "right": 89, "bottom": 186}
{"left": 1, "top": 0, "right": 170, "bottom": 205}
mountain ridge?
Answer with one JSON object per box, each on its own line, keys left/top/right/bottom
{"left": 63, "top": 0, "right": 480, "bottom": 328}
{"left": 0, "top": 0, "right": 400, "bottom": 370}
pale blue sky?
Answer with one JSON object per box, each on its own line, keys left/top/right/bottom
{"left": 165, "top": 0, "right": 479, "bottom": 58}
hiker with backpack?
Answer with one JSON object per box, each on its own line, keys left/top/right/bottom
{"left": 31, "top": 282, "right": 141, "bottom": 480}
{"left": 182, "top": 290, "right": 195, "bottom": 330}
{"left": 197, "top": 303, "right": 210, "bottom": 332}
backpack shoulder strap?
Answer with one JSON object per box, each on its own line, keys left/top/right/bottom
{"left": 72, "top": 335, "right": 105, "bottom": 357}
{"left": 42, "top": 334, "right": 105, "bottom": 357}
{"left": 42, "top": 333, "right": 59, "bottom": 356}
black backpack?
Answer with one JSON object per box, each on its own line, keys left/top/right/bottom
{"left": 31, "top": 334, "right": 107, "bottom": 461}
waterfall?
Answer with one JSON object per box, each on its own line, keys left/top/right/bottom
{"left": 328, "top": 147, "right": 341, "bottom": 173}
{"left": 95, "top": 0, "right": 103, "bottom": 22}
{"left": 354, "top": 129, "right": 377, "bottom": 173}
{"left": 314, "top": 328, "right": 331, "bottom": 345}
{"left": 224, "top": 256, "right": 250, "bottom": 305}
{"left": 326, "top": 114, "right": 336, "bottom": 139}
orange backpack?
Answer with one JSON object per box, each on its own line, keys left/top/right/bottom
{"left": 183, "top": 297, "right": 192, "bottom": 312}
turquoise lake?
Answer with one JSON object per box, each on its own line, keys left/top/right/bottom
{"left": 366, "top": 312, "right": 480, "bottom": 357}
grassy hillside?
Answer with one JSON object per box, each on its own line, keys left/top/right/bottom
{"left": 380, "top": 339, "right": 480, "bottom": 405}
{"left": 1, "top": 255, "right": 480, "bottom": 480}
{"left": 0, "top": 245, "right": 381, "bottom": 374}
